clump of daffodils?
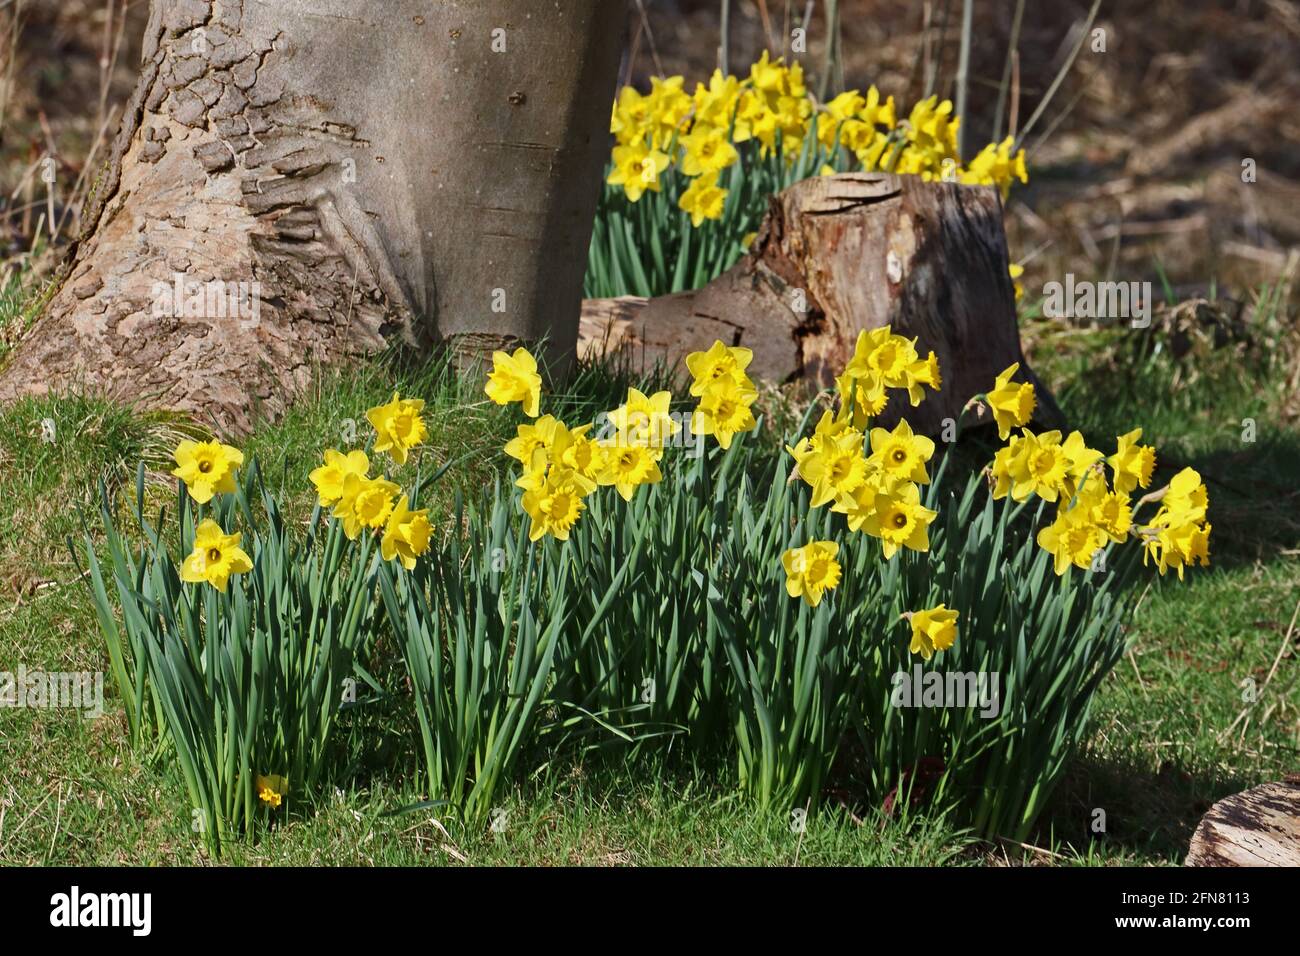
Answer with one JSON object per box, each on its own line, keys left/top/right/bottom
{"left": 170, "top": 391, "right": 436, "bottom": 594}
{"left": 774, "top": 333, "right": 1208, "bottom": 670}
{"left": 783, "top": 326, "right": 942, "bottom": 597}
{"left": 487, "top": 342, "right": 760, "bottom": 543}
{"left": 686, "top": 340, "right": 759, "bottom": 449}
{"left": 307, "top": 394, "right": 434, "bottom": 569}
{"left": 170, "top": 440, "right": 254, "bottom": 591}
{"left": 607, "top": 53, "right": 1030, "bottom": 226}
{"left": 981, "top": 364, "right": 1211, "bottom": 578}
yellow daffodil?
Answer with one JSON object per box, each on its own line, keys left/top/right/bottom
{"left": 256, "top": 774, "right": 288, "bottom": 809}
{"left": 907, "top": 350, "right": 943, "bottom": 399}
{"left": 607, "top": 141, "right": 671, "bottom": 202}
{"left": 1161, "top": 466, "right": 1208, "bottom": 522}
{"left": 1061, "top": 430, "right": 1105, "bottom": 496}
{"left": 1036, "top": 504, "right": 1105, "bottom": 575}
{"left": 831, "top": 470, "right": 896, "bottom": 532}
{"left": 1109, "top": 428, "right": 1156, "bottom": 495}
{"left": 1141, "top": 512, "right": 1211, "bottom": 579}
{"left": 1075, "top": 477, "right": 1132, "bottom": 544}
{"left": 333, "top": 473, "right": 399, "bottom": 540}
{"left": 610, "top": 86, "right": 653, "bottom": 144}
{"left": 845, "top": 123, "right": 891, "bottom": 170}
{"left": 691, "top": 70, "right": 743, "bottom": 129}
{"left": 692, "top": 379, "right": 758, "bottom": 450}
{"left": 787, "top": 409, "right": 854, "bottom": 464}
{"left": 679, "top": 173, "right": 727, "bottom": 227}
{"left": 679, "top": 125, "right": 739, "bottom": 177}
{"left": 381, "top": 495, "right": 433, "bottom": 570}
{"left": 817, "top": 90, "right": 866, "bottom": 148}
{"left": 647, "top": 75, "right": 692, "bottom": 147}
{"left": 516, "top": 423, "right": 597, "bottom": 497}
{"left": 521, "top": 467, "right": 587, "bottom": 541}
{"left": 1015, "top": 429, "right": 1071, "bottom": 502}
{"left": 180, "top": 518, "right": 253, "bottom": 592}
{"left": 781, "top": 539, "right": 842, "bottom": 607}
{"left": 845, "top": 326, "right": 919, "bottom": 389}
{"left": 309, "top": 449, "right": 369, "bottom": 508}
{"left": 559, "top": 423, "right": 607, "bottom": 487}
{"left": 504, "top": 415, "right": 562, "bottom": 469}
{"left": 861, "top": 481, "right": 938, "bottom": 558}
{"left": 685, "top": 340, "right": 754, "bottom": 396}
{"left": 484, "top": 347, "right": 542, "bottom": 418}
{"left": 959, "top": 136, "right": 1029, "bottom": 199}
{"left": 366, "top": 392, "right": 428, "bottom": 465}
{"left": 899, "top": 95, "right": 961, "bottom": 178}
{"left": 836, "top": 370, "right": 889, "bottom": 427}
{"left": 989, "top": 433, "right": 1028, "bottom": 500}
{"left": 749, "top": 50, "right": 788, "bottom": 94}
{"left": 869, "top": 418, "right": 935, "bottom": 484}
{"left": 607, "top": 387, "right": 679, "bottom": 448}
{"left": 857, "top": 85, "right": 896, "bottom": 130}
{"left": 598, "top": 441, "right": 663, "bottom": 501}
{"left": 907, "top": 604, "right": 959, "bottom": 660}
{"left": 986, "top": 363, "right": 1036, "bottom": 440}
{"left": 790, "top": 428, "right": 869, "bottom": 508}
{"left": 172, "top": 439, "right": 243, "bottom": 504}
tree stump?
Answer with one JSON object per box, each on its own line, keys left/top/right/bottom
{"left": 1185, "top": 776, "right": 1300, "bottom": 866}
{"left": 579, "top": 172, "right": 1061, "bottom": 435}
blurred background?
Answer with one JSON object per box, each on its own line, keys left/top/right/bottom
{"left": 2, "top": 0, "right": 1298, "bottom": 327}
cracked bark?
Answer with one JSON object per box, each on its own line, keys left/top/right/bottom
{"left": 579, "top": 172, "right": 1062, "bottom": 436}
{"left": 0, "top": 0, "right": 623, "bottom": 431}
{"left": 1186, "top": 777, "right": 1300, "bottom": 866}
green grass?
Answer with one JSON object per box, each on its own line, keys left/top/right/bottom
{"left": 1, "top": 291, "right": 1296, "bottom": 866}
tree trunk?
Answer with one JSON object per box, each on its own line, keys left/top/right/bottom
{"left": 1185, "top": 777, "right": 1300, "bottom": 867}
{"left": 0, "top": 0, "right": 623, "bottom": 431}
{"left": 579, "top": 172, "right": 1061, "bottom": 435}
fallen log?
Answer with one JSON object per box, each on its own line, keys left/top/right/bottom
{"left": 579, "top": 172, "right": 1061, "bottom": 435}
{"left": 1185, "top": 776, "right": 1300, "bottom": 866}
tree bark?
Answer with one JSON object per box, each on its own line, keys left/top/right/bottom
{"left": 0, "top": 0, "right": 623, "bottom": 431}
{"left": 579, "top": 172, "right": 1061, "bottom": 435}
{"left": 1185, "top": 777, "right": 1300, "bottom": 867}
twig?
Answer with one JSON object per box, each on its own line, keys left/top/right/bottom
{"left": 995, "top": 835, "right": 1066, "bottom": 861}
{"left": 1126, "top": 648, "right": 1149, "bottom": 698}
{"left": 817, "top": 0, "right": 840, "bottom": 101}
{"left": 1014, "top": 0, "right": 1102, "bottom": 150}
{"left": 719, "top": 0, "right": 730, "bottom": 75}
{"left": 756, "top": 0, "right": 776, "bottom": 53}
{"left": 954, "top": 0, "right": 972, "bottom": 158}
{"left": 992, "top": 0, "right": 1026, "bottom": 141}
{"left": 631, "top": 0, "right": 664, "bottom": 79}
{"left": 1263, "top": 596, "right": 1300, "bottom": 689}
{"left": 45, "top": 782, "right": 64, "bottom": 863}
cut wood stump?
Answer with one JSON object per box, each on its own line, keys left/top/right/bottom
{"left": 579, "top": 172, "right": 1062, "bottom": 436}
{"left": 1185, "top": 776, "right": 1300, "bottom": 866}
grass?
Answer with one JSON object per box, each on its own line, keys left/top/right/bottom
{"left": 1, "top": 279, "right": 1296, "bottom": 866}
